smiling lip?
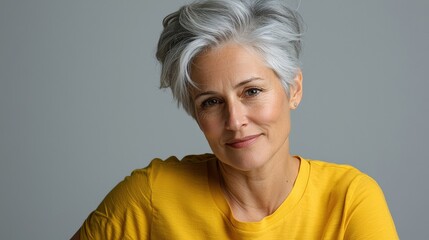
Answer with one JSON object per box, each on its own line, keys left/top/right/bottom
{"left": 226, "top": 134, "right": 261, "bottom": 149}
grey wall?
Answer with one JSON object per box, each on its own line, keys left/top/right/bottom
{"left": 0, "top": 0, "right": 427, "bottom": 239}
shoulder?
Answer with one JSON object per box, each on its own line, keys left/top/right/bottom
{"left": 80, "top": 154, "right": 217, "bottom": 239}
{"left": 305, "top": 158, "right": 362, "bottom": 175}
{"left": 296, "top": 158, "right": 398, "bottom": 238}
{"left": 148, "top": 153, "right": 216, "bottom": 167}
{"left": 136, "top": 153, "right": 216, "bottom": 189}
{"left": 301, "top": 159, "right": 399, "bottom": 238}
{"left": 304, "top": 158, "right": 368, "bottom": 183}
{"left": 141, "top": 153, "right": 216, "bottom": 176}
{"left": 94, "top": 153, "right": 216, "bottom": 210}
{"left": 300, "top": 157, "right": 381, "bottom": 199}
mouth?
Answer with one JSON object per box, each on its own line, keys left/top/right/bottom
{"left": 225, "top": 134, "right": 261, "bottom": 149}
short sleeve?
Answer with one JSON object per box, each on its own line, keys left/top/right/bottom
{"left": 79, "top": 165, "right": 153, "bottom": 240}
{"left": 344, "top": 175, "right": 399, "bottom": 239}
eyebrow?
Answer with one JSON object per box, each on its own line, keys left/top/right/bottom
{"left": 194, "top": 77, "right": 263, "bottom": 100}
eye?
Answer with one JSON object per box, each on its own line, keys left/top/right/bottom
{"left": 201, "top": 98, "right": 223, "bottom": 108}
{"left": 244, "top": 88, "right": 262, "bottom": 97}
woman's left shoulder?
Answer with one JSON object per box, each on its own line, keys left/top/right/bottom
{"left": 300, "top": 157, "right": 378, "bottom": 190}
{"left": 304, "top": 157, "right": 363, "bottom": 174}
{"left": 298, "top": 157, "right": 398, "bottom": 238}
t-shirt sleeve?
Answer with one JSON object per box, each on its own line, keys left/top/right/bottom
{"left": 344, "top": 175, "right": 399, "bottom": 239}
{"left": 79, "top": 165, "right": 153, "bottom": 240}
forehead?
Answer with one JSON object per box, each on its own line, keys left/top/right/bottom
{"left": 192, "top": 43, "right": 262, "bottom": 69}
{"left": 190, "top": 43, "right": 273, "bottom": 88}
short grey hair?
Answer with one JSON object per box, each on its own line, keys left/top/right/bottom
{"left": 156, "top": 0, "right": 304, "bottom": 117}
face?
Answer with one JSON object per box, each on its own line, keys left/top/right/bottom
{"left": 191, "top": 43, "right": 302, "bottom": 172}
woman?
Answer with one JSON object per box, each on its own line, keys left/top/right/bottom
{"left": 72, "top": 0, "right": 398, "bottom": 239}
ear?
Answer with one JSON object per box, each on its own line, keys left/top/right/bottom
{"left": 289, "top": 69, "right": 303, "bottom": 109}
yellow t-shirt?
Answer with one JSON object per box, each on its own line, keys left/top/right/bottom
{"left": 80, "top": 154, "right": 398, "bottom": 239}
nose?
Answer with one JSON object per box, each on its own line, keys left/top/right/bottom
{"left": 225, "top": 101, "right": 248, "bottom": 131}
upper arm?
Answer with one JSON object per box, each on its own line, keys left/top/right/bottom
{"left": 344, "top": 175, "right": 398, "bottom": 239}
{"left": 79, "top": 168, "right": 153, "bottom": 239}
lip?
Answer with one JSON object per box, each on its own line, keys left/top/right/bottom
{"left": 225, "top": 134, "right": 261, "bottom": 149}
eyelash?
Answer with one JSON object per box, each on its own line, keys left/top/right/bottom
{"left": 244, "top": 87, "right": 262, "bottom": 97}
{"left": 199, "top": 87, "right": 263, "bottom": 109}
{"left": 201, "top": 98, "right": 223, "bottom": 109}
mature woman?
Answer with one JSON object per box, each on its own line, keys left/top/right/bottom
{"left": 72, "top": 0, "right": 398, "bottom": 239}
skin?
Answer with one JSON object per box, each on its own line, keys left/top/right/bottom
{"left": 191, "top": 43, "right": 303, "bottom": 222}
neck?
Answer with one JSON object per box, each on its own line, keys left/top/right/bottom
{"left": 218, "top": 154, "right": 300, "bottom": 222}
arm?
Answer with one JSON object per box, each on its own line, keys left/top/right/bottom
{"left": 344, "top": 175, "right": 399, "bottom": 239}
{"left": 77, "top": 167, "right": 153, "bottom": 239}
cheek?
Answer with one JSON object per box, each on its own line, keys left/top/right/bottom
{"left": 254, "top": 95, "right": 290, "bottom": 125}
{"left": 197, "top": 115, "right": 222, "bottom": 139}
{"left": 256, "top": 109, "right": 288, "bottom": 129}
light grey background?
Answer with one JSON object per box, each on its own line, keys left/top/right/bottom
{"left": 0, "top": 0, "right": 427, "bottom": 239}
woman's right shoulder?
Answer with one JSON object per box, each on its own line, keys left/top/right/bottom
{"left": 87, "top": 152, "right": 217, "bottom": 218}
{"left": 78, "top": 154, "right": 218, "bottom": 239}
{"left": 141, "top": 153, "right": 215, "bottom": 170}
{"left": 150, "top": 153, "right": 216, "bottom": 166}
{"left": 129, "top": 153, "right": 216, "bottom": 184}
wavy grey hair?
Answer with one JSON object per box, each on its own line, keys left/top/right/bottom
{"left": 156, "top": 0, "right": 304, "bottom": 117}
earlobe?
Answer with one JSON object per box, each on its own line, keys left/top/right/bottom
{"left": 289, "top": 70, "right": 303, "bottom": 109}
